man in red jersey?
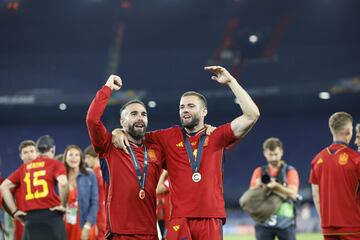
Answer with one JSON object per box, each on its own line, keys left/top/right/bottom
{"left": 14, "top": 140, "right": 37, "bottom": 240}
{"left": 84, "top": 145, "right": 106, "bottom": 239}
{"left": 2, "top": 140, "right": 38, "bottom": 240}
{"left": 86, "top": 75, "right": 164, "bottom": 240}
{"left": 113, "top": 66, "right": 260, "bottom": 240}
{"left": 355, "top": 123, "right": 360, "bottom": 152}
{"left": 0, "top": 135, "right": 69, "bottom": 240}
{"left": 309, "top": 112, "right": 360, "bottom": 240}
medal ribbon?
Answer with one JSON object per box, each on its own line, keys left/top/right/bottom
{"left": 182, "top": 128, "right": 207, "bottom": 173}
{"left": 127, "top": 144, "right": 148, "bottom": 191}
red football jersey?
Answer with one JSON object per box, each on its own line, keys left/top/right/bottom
{"left": 86, "top": 86, "right": 163, "bottom": 235}
{"left": 309, "top": 143, "right": 360, "bottom": 234}
{"left": 147, "top": 123, "right": 237, "bottom": 220}
{"left": 8, "top": 156, "right": 66, "bottom": 211}
{"left": 94, "top": 166, "right": 106, "bottom": 238}
{"left": 156, "top": 175, "right": 171, "bottom": 224}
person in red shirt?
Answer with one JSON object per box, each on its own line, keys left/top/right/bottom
{"left": 2, "top": 140, "right": 38, "bottom": 240}
{"left": 14, "top": 140, "right": 38, "bottom": 240}
{"left": 309, "top": 112, "right": 360, "bottom": 240}
{"left": 249, "top": 137, "right": 300, "bottom": 240}
{"left": 0, "top": 135, "right": 69, "bottom": 240}
{"left": 113, "top": 66, "right": 260, "bottom": 240}
{"left": 84, "top": 145, "right": 106, "bottom": 239}
{"left": 86, "top": 75, "right": 164, "bottom": 240}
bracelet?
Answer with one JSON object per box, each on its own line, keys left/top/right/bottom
{"left": 12, "top": 209, "right": 18, "bottom": 215}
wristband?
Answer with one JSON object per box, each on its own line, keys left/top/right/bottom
{"left": 12, "top": 209, "right": 19, "bottom": 215}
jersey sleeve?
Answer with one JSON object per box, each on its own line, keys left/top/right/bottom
{"left": 286, "top": 168, "right": 300, "bottom": 189}
{"left": 7, "top": 167, "right": 22, "bottom": 186}
{"left": 213, "top": 123, "right": 238, "bottom": 148}
{"left": 249, "top": 167, "right": 261, "bottom": 188}
{"left": 53, "top": 161, "right": 67, "bottom": 178}
{"left": 308, "top": 157, "right": 319, "bottom": 185}
{"left": 86, "top": 85, "right": 113, "bottom": 159}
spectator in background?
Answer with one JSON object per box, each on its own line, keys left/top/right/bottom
{"left": 13, "top": 140, "right": 37, "bottom": 240}
{"left": 63, "top": 145, "right": 98, "bottom": 240}
{"left": 309, "top": 112, "right": 360, "bottom": 239}
{"left": 355, "top": 123, "right": 360, "bottom": 152}
{"left": 3, "top": 140, "right": 39, "bottom": 240}
{"left": 249, "top": 137, "right": 299, "bottom": 240}
{"left": 84, "top": 145, "right": 106, "bottom": 240}
{"left": 0, "top": 135, "right": 68, "bottom": 240}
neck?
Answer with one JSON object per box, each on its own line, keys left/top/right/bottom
{"left": 185, "top": 123, "right": 205, "bottom": 134}
{"left": 128, "top": 135, "right": 143, "bottom": 145}
{"left": 69, "top": 167, "right": 79, "bottom": 177}
{"left": 333, "top": 136, "right": 348, "bottom": 145}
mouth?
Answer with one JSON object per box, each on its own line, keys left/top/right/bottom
{"left": 134, "top": 122, "right": 145, "bottom": 129}
{"left": 182, "top": 114, "right": 192, "bottom": 120}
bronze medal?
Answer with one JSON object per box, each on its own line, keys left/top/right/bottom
{"left": 139, "top": 189, "right": 145, "bottom": 199}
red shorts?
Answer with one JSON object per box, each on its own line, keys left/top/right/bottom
{"left": 324, "top": 234, "right": 360, "bottom": 240}
{"left": 166, "top": 218, "right": 223, "bottom": 240}
{"left": 14, "top": 219, "right": 24, "bottom": 240}
{"left": 106, "top": 233, "right": 158, "bottom": 240}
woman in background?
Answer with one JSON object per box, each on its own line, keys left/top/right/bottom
{"left": 64, "top": 145, "right": 98, "bottom": 240}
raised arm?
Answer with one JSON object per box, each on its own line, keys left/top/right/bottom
{"left": 86, "top": 75, "right": 123, "bottom": 153}
{"left": 204, "top": 66, "right": 260, "bottom": 139}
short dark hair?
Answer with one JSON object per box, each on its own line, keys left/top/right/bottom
{"left": 181, "top": 91, "right": 207, "bottom": 108}
{"left": 18, "top": 140, "right": 36, "bottom": 154}
{"left": 84, "top": 145, "right": 97, "bottom": 158}
{"left": 119, "top": 99, "right": 146, "bottom": 117}
{"left": 263, "top": 137, "right": 283, "bottom": 151}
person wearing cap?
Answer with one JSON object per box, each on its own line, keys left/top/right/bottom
{"left": 0, "top": 135, "right": 69, "bottom": 240}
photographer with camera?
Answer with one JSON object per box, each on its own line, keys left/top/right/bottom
{"left": 247, "top": 137, "right": 300, "bottom": 240}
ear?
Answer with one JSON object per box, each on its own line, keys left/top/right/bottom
{"left": 120, "top": 117, "right": 125, "bottom": 128}
{"left": 202, "top": 108, "right": 208, "bottom": 118}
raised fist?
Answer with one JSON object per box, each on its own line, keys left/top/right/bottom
{"left": 105, "top": 75, "right": 122, "bottom": 91}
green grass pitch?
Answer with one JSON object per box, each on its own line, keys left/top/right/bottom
{"left": 224, "top": 233, "right": 322, "bottom": 240}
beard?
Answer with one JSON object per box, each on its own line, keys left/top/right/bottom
{"left": 181, "top": 115, "right": 200, "bottom": 130}
{"left": 127, "top": 123, "right": 147, "bottom": 140}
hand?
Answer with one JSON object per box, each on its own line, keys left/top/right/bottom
{"left": 204, "top": 124, "right": 216, "bottom": 135}
{"left": 266, "top": 181, "right": 280, "bottom": 190}
{"left": 204, "top": 66, "right": 235, "bottom": 85}
{"left": 81, "top": 227, "right": 90, "bottom": 240}
{"left": 14, "top": 210, "right": 27, "bottom": 222}
{"left": 50, "top": 205, "right": 66, "bottom": 213}
{"left": 105, "top": 75, "right": 122, "bottom": 91}
{"left": 112, "top": 128, "right": 130, "bottom": 153}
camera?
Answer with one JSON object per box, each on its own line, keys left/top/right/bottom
{"left": 261, "top": 172, "right": 271, "bottom": 184}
